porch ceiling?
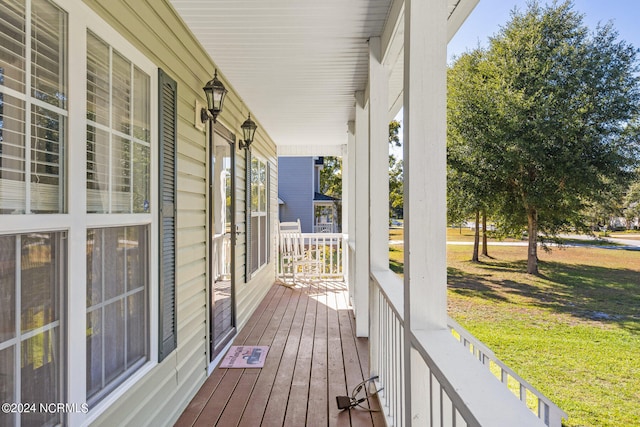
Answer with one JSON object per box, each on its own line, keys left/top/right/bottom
{"left": 169, "top": 0, "right": 472, "bottom": 150}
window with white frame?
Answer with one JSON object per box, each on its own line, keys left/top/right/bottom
{"left": 0, "top": 1, "right": 68, "bottom": 426}
{"left": 0, "top": 0, "right": 157, "bottom": 420}
{"left": 84, "top": 31, "right": 152, "bottom": 406}
{"left": 250, "top": 156, "right": 268, "bottom": 273}
{"left": 86, "top": 226, "right": 148, "bottom": 405}
{"left": 86, "top": 31, "right": 151, "bottom": 214}
{"left": 0, "top": 232, "right": 66, "bottom": 427}
{"left": 0, "top": 0, "right": 68, "bottom": 214}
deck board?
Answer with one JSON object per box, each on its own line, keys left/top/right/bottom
{"left": 260, "top": 287, "right": 310, "bottom": 427}
{"left": 192, "top": 369, "right": 243, "bottom": 427}
{"left": 327, "top": 283, "right": 351, "bottom": 427}
{"left": 238, "top": 290, "right": 301, "bottom": 427}
{"left": 307, "top": 283, "right": 328, "bottom": 425}
{"left": 283, "top": 286, "right": 316, "bottom": 427}
{"left": 175, "top": 281, "right": 384, "bottom": 427}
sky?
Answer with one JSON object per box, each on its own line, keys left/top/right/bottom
{"left": 448, "top": 0, "right": 640, "bottom": 61}
{"left": 392, "top": 0, "right": 640, "bottom": 154}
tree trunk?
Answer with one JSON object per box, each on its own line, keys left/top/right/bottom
{"left": 481, "top": 209, "right": 489, "bottom": 257}
{"left": 527, "top": 208, "right": 539, "bottom": 274}
{"left": 472, "top": 210, "right": 480, "bottom": 262}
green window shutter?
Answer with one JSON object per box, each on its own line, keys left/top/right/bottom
{"left": 158, "top": 68, "right": 177, "bottom": 361}
{"left": 245, "top": 150, "right": 251, "bottom": 282}
{"left": 266, "top": 162, "right": 271, "bottom": 264}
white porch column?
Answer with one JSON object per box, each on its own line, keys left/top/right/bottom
{"left": 368, "top": 36, "right": 389, "bottom": 374}
{"left": 403, "top": 0, "right": 448, "bottom": 424}
{"left": 342, "top": 138, "right": 350, "bottom": 238}
{"left": 403, "top": 0, "right": 448, "bottom": 333}
{"left": 368, "top": 37, "right": 390, "bottom": 271}
{"left": 345, "top": 124, "right": 356, "bottom": 303}
{"left": 354, "top": 91, "right": 369, "bottom": 337}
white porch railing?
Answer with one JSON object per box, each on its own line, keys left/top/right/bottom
{"left": 371, "top": 270, "right": 405, "bottom": 427}
{"left": 448, "top": 318, "right": 568, "bottom": 426}
{"left": 313, "top": 223, "right": 335, "bottom": 233}
{"left": 278, "top": 232, "right": 345, "bottom": 281}
{"left": 369, "top": 270, "right": 566, "bottom": 427}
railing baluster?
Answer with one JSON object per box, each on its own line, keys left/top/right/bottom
{"left": 391, "top": 308, "right": 397, "bottom": 422}
{"left": 432, "top": 373, "right": 441, "bottom": 426}
{"left": 277, "top": 232, "right": 345, "bottom": 280}
{"left": 369, "top": 272, "right": 565, "bottom": 427}
{"left": 447, "top": 317, "right": 567, "bottom": 426}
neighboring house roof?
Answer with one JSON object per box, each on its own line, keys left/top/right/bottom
{"left": 313, "top": 192, "right": 340, "bottom": 202}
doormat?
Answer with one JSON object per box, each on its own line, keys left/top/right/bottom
{"left": 220, "top": 346, "right": 269, "bottom": 368}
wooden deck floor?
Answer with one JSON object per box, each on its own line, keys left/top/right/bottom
{"left": 175, "top": 280, "right": 386, "bottom": 427}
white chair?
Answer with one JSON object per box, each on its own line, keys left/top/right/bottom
{"left": 279, "top": 220, "right": 302, "bottom": 233}
{"left": 278, "top": 220, "right": 319, "bottom": 285}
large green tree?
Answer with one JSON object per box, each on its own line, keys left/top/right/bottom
{"left": 623, "top": 168, "right": 640, "bottom": 229}
{"left": 389, "top": 154, "right": 403, "bottom": 218}
{"left": 319, "top": 156, "right": 342, "bottom": 199}
{"left": 388, "top": 120, "right": 403, "bottom": 218}
{"left": 318, "top": 156, "right": 343, "bottom": 229}
{"left": 448, "top": 0, "right": 640, "bottom": 274}
{"left": 448, "top": 48, "right": 500, "bottom": 261}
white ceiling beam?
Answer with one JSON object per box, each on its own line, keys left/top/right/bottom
{"left": 447, "top": 0, "right": 480, "bottom": 42}
{"left": 381, "top": 0, "right": 405, "bottom": 66}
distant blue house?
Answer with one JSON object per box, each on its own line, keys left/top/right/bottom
{"left": 278, "top": 156, "right": 340, "bottom": 233}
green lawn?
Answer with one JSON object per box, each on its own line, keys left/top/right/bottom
{"left": 389, "top": 229, "right": 640, "bottom": 427}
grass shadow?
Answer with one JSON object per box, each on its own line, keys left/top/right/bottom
{"left": 448, "top": 255, "right": 640, "bottom": 332}
{"left": 536, "top": 261, "right": 640, "bottom": 330}
{"left": 448, "top": 266, "right": 509, "bottom": 302}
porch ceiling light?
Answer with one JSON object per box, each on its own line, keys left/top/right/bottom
{"left": 201, "top": 69, "right": 228, "bottom": 123}
{"left": 239, "top": 113, "right": 257, "bottom": 150}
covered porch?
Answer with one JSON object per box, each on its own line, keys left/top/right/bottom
{"left": 169, "top": 0, "right": 564, "bottom": 426}
{"left": 0, "top": 0, "right": 569, "bottom": 425}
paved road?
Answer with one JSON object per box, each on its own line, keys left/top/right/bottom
{"left": 606, "top": 237, "right": 640, "bottom": 248}
{"left": 561, "top": 233, "right": 640, "bottom": 249}
{"left": 389, "top": 234, "right": 640, "bottom": 250}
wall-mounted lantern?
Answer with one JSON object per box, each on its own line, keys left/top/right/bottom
{"left": 239, "top": 113, "right": 257, "bottom": 150}
{"left": 201, "top": 69, "right": 228, "bottom": 123}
